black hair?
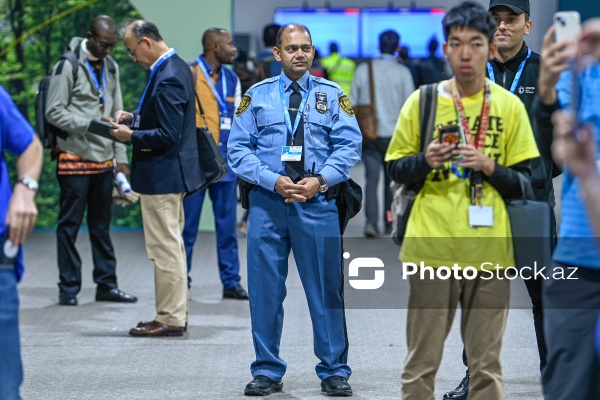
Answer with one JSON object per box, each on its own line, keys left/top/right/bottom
{"left": 428, "top": 38, "right": 439, "bottom": 54}
{"left": 90, "top": 15, "right": 117, "bottom": 36}
{"left": 379, "top": 30, "right": 400, "bottom": 55}
{"left": 329, "top": 42, "right": 339, "bottom": 53}
{"left": 275, "top": 23, "right": 312, "bottom": 48}
{"left": 263, "top": 23, "right": 281, "bottom": 47}
{"left": 442, "top": 1, "right": 496, "bottom": 44}
{"left": 129, "top": 20, "right": 163, "bottom": 42}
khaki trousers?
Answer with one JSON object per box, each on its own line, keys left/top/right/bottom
{"left": 401, "top": 273, "right": 510, "bottom": 400}
{"left": 140, "top": 193, "right": 188, "bottom": 327}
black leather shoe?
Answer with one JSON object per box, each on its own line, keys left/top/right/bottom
{"left": 443, "top": 369, "right": 469, "bottom": 400}
{"left": 96, "top": 288, "right": 137, "bottom": 303}
{"left": 223, "top": 284, "right": 249, "bottom": 300}
{"left": 321, "top": 376, "right": 352, "bottom": 397}
{"left": 58, "top": 294, "right": 77, "bottom": 306}
{"left": 244, "top": 375, "right": 282, "bottom": 396}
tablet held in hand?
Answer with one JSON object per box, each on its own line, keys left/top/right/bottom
{"left": 87, "top": 119, "right": 131, "bottom": 145}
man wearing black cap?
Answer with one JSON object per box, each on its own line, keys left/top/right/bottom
{"left": 443, "top": 1, "right": 553, "bottom": 399}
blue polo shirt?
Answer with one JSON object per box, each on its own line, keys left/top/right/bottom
{"left": 0, "top": 84, "right": 35, "bottom": 281}
{"left": 553, "top": 62, "right": 600, "bottom": 270}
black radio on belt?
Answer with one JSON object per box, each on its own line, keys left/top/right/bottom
{"left": 238, "top": 178, "right": 255, "bottom": 210}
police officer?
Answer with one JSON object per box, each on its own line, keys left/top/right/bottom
{"left": 228, "top": 23, "right": 362, "bottom": 397}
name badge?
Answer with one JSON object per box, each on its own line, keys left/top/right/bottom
{"left": 468, "top": 206, "right": 493, "bottom": 227}
{"left": 220, "top": 117, "right": 232, "bottom": 130}
{"left": 134, "top": 115, "right": 140, "bottom": 129}
{"left": 281, "top": 146, "right": 302, "bottom": 161}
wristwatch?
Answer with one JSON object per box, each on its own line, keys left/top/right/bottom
{"left": 316, "top": 174, "right": 328, "bottom": 193}
{"left": 17, "top": 176, "right": 39, "bottom": 192}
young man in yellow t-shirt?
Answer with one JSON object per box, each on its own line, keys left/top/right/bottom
{"left": 384, "top": 2, "right": 539, "bottom": 399}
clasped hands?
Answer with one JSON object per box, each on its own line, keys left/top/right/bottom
{"left": 275, "top": 176, "right": 321, "bottom": 203}
{"left": 425, "top": 141, "right": 495, "bottom": 176}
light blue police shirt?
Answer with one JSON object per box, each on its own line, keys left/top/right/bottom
{"left": 228, "top": 71, "right": 362, "bottom": 192}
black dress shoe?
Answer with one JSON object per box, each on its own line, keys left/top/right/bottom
{"left": 244, "top": 375, "right": 283, "bottom": 396}
{"left": 96, "top": 288, "right": 137, "bottom": 303}
{"left": 58, "top": 294, "right": 77, "bottom": 306}
{"left": 321, "top": 376, "right": 352, "bottom": 397}
{"left": 443, "top": 369, "right": 469, "bottom": 400}
{"left": 223, "top": 284, "right": 249, "bottom": 300}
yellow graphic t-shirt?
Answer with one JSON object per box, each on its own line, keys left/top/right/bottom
{"left": 385, "top": 80, "right": 540, "bottom": 270}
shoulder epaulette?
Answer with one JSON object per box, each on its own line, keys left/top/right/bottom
{"left": 311, "top": 76, "right": 341, "bottom": 90}
{"left": 248, "top": 75, "right": 279, "bottom": 91}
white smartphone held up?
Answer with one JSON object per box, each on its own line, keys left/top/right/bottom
{"left": 554, "top": 11, "right": 581, "bottom": 42}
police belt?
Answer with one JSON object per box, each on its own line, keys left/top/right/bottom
{"left": 324, "top": 183, "right": 340, "bottom": 201}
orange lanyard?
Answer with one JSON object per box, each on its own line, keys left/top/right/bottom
{"left": 451, "top": 79, "right": 491, "bottom": 150}
{"left": 451, "top": 79, "right": 492, "bottom": 205}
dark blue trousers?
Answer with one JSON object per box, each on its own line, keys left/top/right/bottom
{"left": 543, "top": 264, "right": 600, "bottom": 400}
{"left": 246, "top": 187, "right": 350, "bottom": 381}
{"left": 0, "top": 269, "right": 22, "bottom": 400}
{"left": 182, "top": 178, "right": 241, "bottom": 289}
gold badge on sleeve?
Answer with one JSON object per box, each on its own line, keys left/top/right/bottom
{"left": 338, "top": 94, "right": 355, "bottom": 117}
{"left": 236, "top": 94, "right": 252, "bottom": 117}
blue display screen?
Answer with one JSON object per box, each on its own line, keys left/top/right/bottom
{"left": 361, "top": 8, "right": 446, "bottom": 58}
{"left": 273, "top": 7, "right": 446, "bottom": 59}
{"left": 274, "top": 8, "right": 361, "bottom": 58}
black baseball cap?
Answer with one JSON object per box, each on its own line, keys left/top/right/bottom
{"left": 489, "top": 0, "right": 530, "bottom": 15}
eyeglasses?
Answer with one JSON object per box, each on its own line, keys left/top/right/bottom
{"left": 90, "top": 32, "right": 117, "bottom": 50}
{"left": 126, "top": 38, "right": 145, "bottom": 58}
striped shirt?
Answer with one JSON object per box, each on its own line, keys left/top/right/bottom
{"left": 57, "top": 152, "right": 113, "bottom": 175}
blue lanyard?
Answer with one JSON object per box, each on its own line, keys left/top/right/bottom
{"left": 279, "top": 77, "right": 310, "bottom": 143}
{"left": 138, "top": 49, "right": 177, "bottom": 110}
{"left": 197, "top": 58, "right": 228, "bottom": 115}
{"left": 487, "top": 48, "right": 531, "bottom": 94}
{"left": 85, "top": 59, "right": 107, "bottom": 105}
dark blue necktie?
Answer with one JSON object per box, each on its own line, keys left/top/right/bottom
{"left": 285, "top": 81, "right": 304, "bottom": 181}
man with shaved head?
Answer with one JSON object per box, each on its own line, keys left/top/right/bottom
{"left": 182, "top": 28, "right": 248, "bottom": 300}
{"left": 46, "top": 15, "right": 137, "bottom": 306}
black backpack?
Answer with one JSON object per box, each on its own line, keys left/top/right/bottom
{"left": 35, "top": 51, "right": 78, "bottom": 150}
{"left": 35, "top": 47, "right": 117, "bottom": 152}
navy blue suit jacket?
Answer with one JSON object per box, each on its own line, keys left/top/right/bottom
{"left": 130, "top": 54, "right": 202, "bottom": 195}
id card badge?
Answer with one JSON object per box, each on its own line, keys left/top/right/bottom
{"left": 468, "top": 206, "right": 494, "bottom": 227}
{"left": 281, "top": 146, "right": 302, "bottom": 161}
{"left": 220, "top": 116, "right": 232, "bottom": 130}
{"left": 133, "top": 115, "right": 140, "bottom": 129}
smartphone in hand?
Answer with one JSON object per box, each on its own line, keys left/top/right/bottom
{"left": 438, "top": 124, "right": 460, "bottom": 146}
{"left": 554, "top": 11, "right": 581, "bottom": 42}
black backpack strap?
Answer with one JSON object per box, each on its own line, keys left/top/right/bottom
{"left": 418, "top": 83, "right": 439, "bottom": 152}
{"left": 104, "top": 55, "right": 117, "bottom": 75}
{"left": 55, "top": 51, "right": 79, "bottom": 85}
{"left": 409, "top": 82, "right": 439, "bottom": 192}
{"left": 189, "top": 61, "right": 209, "bottom": 127}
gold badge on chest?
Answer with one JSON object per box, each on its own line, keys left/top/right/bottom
{"left": 315, "top": 92, "right": 327, "bottom": 114}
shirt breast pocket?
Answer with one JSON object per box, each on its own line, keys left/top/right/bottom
{"left": 256, "top": 109, "right": 285, "bottom": 147}
{"left": 306, "top": 109, "right": 333, "bottom": 146}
